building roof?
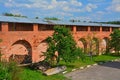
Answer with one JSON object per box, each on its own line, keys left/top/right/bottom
{"left": 0, "top": 16, "right": 48, "bottom": 24}
{"left": 48, "top": 20, "right": 120, "bottom": 27}
{"left": 0, "top": 16, "right": 120, "bottom": 27}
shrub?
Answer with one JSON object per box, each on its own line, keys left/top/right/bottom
{"left": 0, "top": 61, "right": 21, "bottom": 80}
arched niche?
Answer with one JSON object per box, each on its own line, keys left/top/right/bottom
{"left": 100, "top": 37, "right": 109, "bottom": 54}
{"left": 78, "top": 38, "right": 87, "bottom": 53}
{"left": 91, "top": 38, "right": 99, "bottom": 55}
{"left": 9, "top": 40, "right": 32, "bottom": 64}
{"left": 37, "top": 41, "right": 48, "bottom": 61}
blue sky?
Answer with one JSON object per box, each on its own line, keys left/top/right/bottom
{"left": 0, "top": 0, "right": 120, "bottom": 22}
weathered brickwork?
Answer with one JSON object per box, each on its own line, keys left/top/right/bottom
{"left": 0, "top": 22, "right": 119, "bottom": 63}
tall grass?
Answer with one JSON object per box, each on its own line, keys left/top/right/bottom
{"left": 0, "top": 61, "right": 21, "bottom": 80}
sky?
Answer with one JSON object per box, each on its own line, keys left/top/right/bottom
{"left": 0, "top": 0, "right": 120, "bottom": 22}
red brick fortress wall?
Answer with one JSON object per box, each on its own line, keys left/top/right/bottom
{"left": 0, "top": 22, "right": 119, "bottom": 63}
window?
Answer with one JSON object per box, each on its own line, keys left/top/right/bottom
{"left": 38, "top": 24, "right": 54, "bottom": 31}
{"left": 102, "top": 27, "right": 110, "bottom": 32}
{"left": 8, "top": 23, "right": 33, "bottom": 31}
{"left": 90, "top": 26, "right": 100, "bottom": 31}
{"left": 112, "top": 27, "right": 119, "bottom": 31}
{"left": 66, "top": 25, "right": 73, "bottom": 31}
{"left": 0, "top": 23, "right": 1, "bottom": 31}
{"left": 77, "top": 26, "right": 88, "bottom": 31}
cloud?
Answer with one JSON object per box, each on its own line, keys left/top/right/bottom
{"left": 87, "top": 0, "right": 105, "bottom": 3}
{"left": 4, "top": 0, "right": 81, "bottom": 11}
{"left": 107, "top": 0, "right": 120, "bottom": 12}
{"left": 3, "top": 0, "right": 99, "bottom": 20}
{"left": 4, "top": 0, "right": 97, "bottom": 13}
{"left": 71, "top": 0, "right": 82, "bottom": 6}
{"left": 85, "top": 3, "right": 97, "bottom": 12}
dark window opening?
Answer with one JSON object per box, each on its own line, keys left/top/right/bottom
{"left": 112, "top": 27, "right": 119, "bottom": 31}
{"left": 90, "top": 26, "right": 100, "bottom": 31}
{"left": 8, "top": 23, "right": 33, "bottom": 31}
{"left": 77, "top": 26, "right": 88, "bottom": 31}
{"left": 102, "top": 27, "right": 110, "bottom": 32}
{"left": 0, "top": 23, "right": 1, "bottom": 31}
{"left": 38, "top": 24, "right": 54, "bottom": 31}
{"left": 66, "top": 25, "right": 73, "bottom": 31}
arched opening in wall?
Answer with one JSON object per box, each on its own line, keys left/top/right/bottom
{"left": 37, "top": 41, "right": 48, "bottom": 62}
{"left": 101, "top": 37, "right": 109, "bottom": 54}
{"left": 78, "top": 38, "right": 87, "bottom": 53}
{"left": 9, "top": 40, "right": 32, "bottom": 64}
{"left": 91, "top": 38, "right": 99, "bottom": 55}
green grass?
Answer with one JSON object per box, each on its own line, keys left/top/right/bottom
{"left": 20, "top": 54, "right": 120, "bottom": 80}
{"left": 59, "top": 54, "right": 120, "bottom": 72}
{"left": 20, "top": 68, "right": 68, "bottom": 80}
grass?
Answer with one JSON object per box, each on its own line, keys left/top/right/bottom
{"left": 20, "top": 68, "right": 68, "bottom": 80}
{"left": 20, "top": 54, "right": 120, "bottom": 80}
{"left": 59, "top": 54, "right": 120, "bottom": 72}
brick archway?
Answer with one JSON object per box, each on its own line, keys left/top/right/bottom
{"left": 91, "top": 38, "right": 99, "bottom": 55}
{"left": 100, "top": 37, "right": 109, "bottom": 54}
{"left": 37, "top": 41, "right": 48, "bottom": 62}
{"left": 79, "top": 38, "right": 87, "bottom": 53}
{"left": 8, "top": 40, "right": 32, "bottom": 64}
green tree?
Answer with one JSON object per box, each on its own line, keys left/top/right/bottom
{"left": 45, "top": 26, "right": 84, "bottom": 66}
{"left": 110, "top": 29, "right": 120, "bottom": 54}
{"left": 35, "top": 17, "right": 39, "bottom": 19}
{"left": 85, "top": 33, "right": 99, "bottom": 55}
{"left": 3, "top": 13, "right": 27, "bottom": 18}
{"left": 44, "top": 17, "right": 60, "bottom": 21}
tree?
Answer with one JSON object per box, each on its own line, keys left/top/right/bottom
{"left": 85, "top": 32, "right": 99, "bottom": 55}
{"left": 35, "top": 17, "right": 39, "bottom": 19}
{"left": 44, "top": 26, "right": 84, "bottom": 66}
{"left": 44, "top": 17, "right": 60, "bottom": 21}
{"left": 110, "top": 29, "right": 120, "bottom": 54}
{"left": 3, "top": 13, "right": 27, "bottom": 18}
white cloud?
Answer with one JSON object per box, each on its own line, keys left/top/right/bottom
{"left": 4, "top": 0, "right": 82, "bottom": 11}
{"left": 87, "top": 0, "right": 105, "bottom": 3}
{"left": 8, "top": 0, "right": 12, "bottom": 2}
{"left": 107, "top": 0, "right": 120, "bottom": 12}
{"left": 71, "top": 0, "right": 82, "bottom": 6}
{"left": 85, "top": 3, "right": 97, "bottom": 12}
{"left": 3, "top": 0, "right": 98, "bottom": 20}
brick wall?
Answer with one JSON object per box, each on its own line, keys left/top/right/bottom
{"left": 0, "top": 22, "right": 114, "bottom": 63}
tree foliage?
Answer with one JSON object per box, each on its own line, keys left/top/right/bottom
{"left": 3, "top": 13, "right": 27, "bottom": 18}
{"left": 44, "top": 26, "right": 84, "bottom": 66}
{"left": 110, "top": 29, "right": 120, "bottom": 54}
{"left": 44, "top": 17, "right": 60, "bottom": 21}
{"left": 104, "top": 21, "right": 120, "bottom": 25}
{"left": 85, "top": 33, "right": 99, "bottom": 55}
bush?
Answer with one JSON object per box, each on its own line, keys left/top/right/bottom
{"left": 74, "top": 47, "right": 86, "bottom": 61}
{"left": 0, "top": 61, "right": 21, "bottom": 80}
{"left": 45, "top": 26, "right": 82, "bottom": 66}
